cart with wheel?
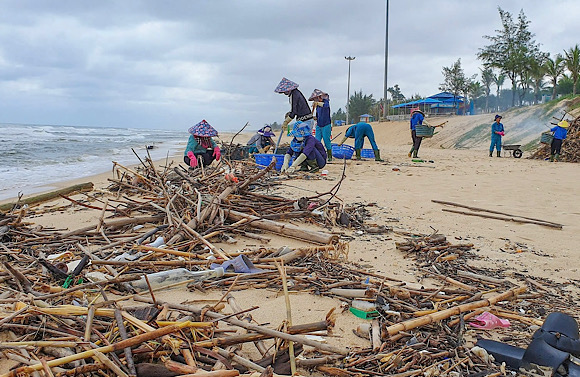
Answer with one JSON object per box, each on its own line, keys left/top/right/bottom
{"left": 502, "top": 144, "right": 523, "bottom": 158}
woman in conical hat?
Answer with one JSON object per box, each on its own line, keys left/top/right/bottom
{"left": 549, "top": 119, "right": 569, "bottom": 162}
{"left": 246, "top": 125, "right": 276, "bottom": 154}
{"left": 409, "top": 107, "right": 426, "bottom": 158}
{"left": 280, "top": 121, "right": 326, "bottom": 174}
{"left": 184, "top": 120, "right": 221, "bottom": 169}
{"left": 275, "top": 77, "right": 314, "bottom": 136}
{"left": 309, "top": 89, "right": 333, "bottom": 161}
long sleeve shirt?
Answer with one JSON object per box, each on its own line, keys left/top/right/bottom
{"left": 315, "top": 99, "right": 331, "bottom": 127}
{"left": 184, "top": 135, "right": 216, "bottom": 156}
{"left": 491, "top": 122, "right": 504, "bottom": 136}
{"left": 410, "top": 113, "right": 424, "bottom": 130}
{"left": 550, "top": 126, "right": 568, "bottom": 140}
{"left": 287, "top": 89, "right": 313, "bottom": 122}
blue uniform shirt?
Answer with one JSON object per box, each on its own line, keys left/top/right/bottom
{"left": 550, "top": 126, "right": 567, "bottom": 140}
{"left": 410, "top": 113, "right": 424, "bottom": 130}
{"left": 491, "top": 122, "right": 504, "bottom": 135}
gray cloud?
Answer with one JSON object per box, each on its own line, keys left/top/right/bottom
{"left": 0, "top": 0, "right": 578, "bottom": 131}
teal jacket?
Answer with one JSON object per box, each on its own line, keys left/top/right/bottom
{"left": 184, "top": 135, "right": 217, "bottom": 156}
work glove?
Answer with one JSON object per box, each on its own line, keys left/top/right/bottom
{"left": 280, "top": 154, "right": 291, "bottom": 172}
{"left": 282, "top": 116, "right": 292, "bottom": 128}
{"left": 287, "top": 153, "right": 307, "bottom": 173}
{"left": 213, "top": 146, "right": 221, "bottom": 161}
{"left": 189, "top": 153, "right": 198, "bottom": 168}
{"left": 313, "top": 101, "right": 324, "bottom": 107}
{"left": 498, "top": 131, "right": 505, "bottom": 136}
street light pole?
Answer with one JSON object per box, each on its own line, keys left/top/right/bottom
{"left": 383, "top": 0, "right": 389, "bottom": 120}
{"left": 345, "top": 56, "right": 355, "bottom": 125}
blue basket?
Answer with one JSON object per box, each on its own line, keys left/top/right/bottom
{"left": 331, "top": 144, "right": 355, "bottom": 159}
{"left": 254, "top": 154, "right": 289, "bottom": 171}
{"left": 361, "top": 149, "right": 374, "bottom": 158}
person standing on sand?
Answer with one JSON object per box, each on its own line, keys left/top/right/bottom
{"left": 184, "top": 120, "right": 221, "bottom": 169}
{"left": 274, "top": 77, "right": 314, "bottom": 135}
{"left": 337, "top": 122, "right": 383, "bottom": 161}
{"left": 549, "top": 119, "right": 569, "bottom": 162}
{"left": 409, "top": 108, "right": 425, "bottom": 158}
{"left": 309, "top": 89, "right": 333, "bottom": 162}
{"left": 490, "top": 114, "right": 505, "bottom": 157}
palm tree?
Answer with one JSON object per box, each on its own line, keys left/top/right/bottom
{"left": 544, "top": 54, "right": 565, "bottom": 100}
{"left": 564, "top": 44, "right": 580, "bottom": 95}
{"left": 480, "top": 67, "right": 494, "bottom": 112}
{"left": 493, "top": 73, "right": 506, "bottom": 111}
{"left": 529, "top": 60, "right": 546, "bottom": 104}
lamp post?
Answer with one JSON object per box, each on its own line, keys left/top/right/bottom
{"left": 345, "top": 56, "right": 355, "bottom": 125}
{"left": 383, "top": 0, "right": 389, "bottom": 120}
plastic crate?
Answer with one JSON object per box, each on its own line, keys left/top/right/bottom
{"left": 361, "top": 149, "right": 374, "bottom": 158}
{"left": 331, "top": 144, "right": 355, "bottom": 159}
{"left": 540, "top": 132, "right": 554, "bottom": 144}
{"left": 415, "top": 125, "right": 435, "bottom": 138}
{"left": 254, "top": 154, "right": 289, "bottom": 171}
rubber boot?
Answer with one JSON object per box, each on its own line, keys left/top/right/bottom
{"left": 355, "top": 149, "right": 362, "bottom": 160}
{"left": 549, "top": 154, "right": 555, "bottom": 162}
{"left": 489, "top": 150, "right": 493, "bottom": 157}
{"left": 327, "top": 149, "right": 333, "bottom": 162}
{"left": 373, "top": 149, "right": 384, "bottom": 162}
{"left": 497, "top": 151, "right": 501, "bottom": 157}
{"left": 554, "top": 153, "right": 560, "bottom": 162}
{"left": 408, "top": 148, "right": 414, "bottom": 158}
{"left": 412, "top": 150, "right": 418, "bottom": 158}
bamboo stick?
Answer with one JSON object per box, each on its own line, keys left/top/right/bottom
{"left": 0, "top": 182, "right": 94, "bottom": 212}
{"left": 276, "top": 261, "right": 296, "bottom": 375}
{"left": 384, "top": 286, "right": 526, "bottom": 337}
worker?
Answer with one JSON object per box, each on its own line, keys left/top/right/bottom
{"left": 184, "top": 119, "right": 221, "bottom": 168}
{"left": 409, "top": 108, "right": 426, "bottom": 158}
{"left": 549, "top": 119, "right": 569, "bottom": 162}
{"left": 309, "top": 89, "right": 333, "bottom": 161}
{"left": 281, "top": 122, "right": 327, "bottom": 173}
{"left": 490, "top": 114, "right": 505, "bottom": 157}
{"left": 247, "top": 125, "right": 276, "bottom": 154}
{"left": 337, "top": 122, "right": 383, "bottom": 161}
{"left": 274, "top": 77, "right": 314, "bottom": 135}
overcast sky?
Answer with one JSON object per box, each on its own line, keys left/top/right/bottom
{"left": 1, "top": 1, "right": 578, "bottom": 132}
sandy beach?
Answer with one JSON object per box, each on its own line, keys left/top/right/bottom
{"left": 1, "top": 113, "right": 579, "bottom": 374}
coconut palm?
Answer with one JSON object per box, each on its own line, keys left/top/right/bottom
{"left": 564, "top": 44, "right": 580, "bottom": 95}
{"left": 544, "top": 54, "right": 565, "bottom": 100}
{"left": 493, "top": 73, "right": 506, "bottom": 111}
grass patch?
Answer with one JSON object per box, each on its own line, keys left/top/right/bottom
{"left": 455, "top": 123, "right": 489, "bottom": 148}
{"left": 522, "top": 138, "right": 540, "bottom": 152}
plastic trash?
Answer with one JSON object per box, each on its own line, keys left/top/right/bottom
{"left": 132, "top": 267, "right": 225, "bottom": 291}
{"left": 211, "top": 255, "right": 261, "bottom": 274}
{"left": 147, "top": 236, "right": 165, "bottom": 248}
{"left": 352, "top": 299, "right": 376, "bottom": 312}
{"left": 469, "top": 311, "right": 510, "bottom": 329}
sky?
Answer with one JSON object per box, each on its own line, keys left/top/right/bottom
{"left": 0, "top": 1, "right": 579, "bottom": 132}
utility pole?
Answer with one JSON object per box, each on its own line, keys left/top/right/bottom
{"left": 383, "top": 0, "right": 389, "bottom": 121}
{"left": 345, "top": 56, "right": 355, "bottom": 125}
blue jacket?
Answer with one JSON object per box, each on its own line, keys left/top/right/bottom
{"left": 410, "top": 112, "right": 424, "bottom": 130}
{"left": 550, "top": 126, "right": 568, "bottom": 140}
{"left": 491, "top": 122, "right": 504, "bottom": 136}
{"left": 184, "top": 135, "right": 216, "bottom": 156}
{"left": 316, "top": 99, "right": 331, "bottom": 127}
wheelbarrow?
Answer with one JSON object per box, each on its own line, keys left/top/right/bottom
{"left": 502, "top": 144, "right": 523, "bottom": 158}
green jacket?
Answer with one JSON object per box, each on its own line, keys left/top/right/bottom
{"left": 184, "top": 135, "right": 217, "bottom": 155}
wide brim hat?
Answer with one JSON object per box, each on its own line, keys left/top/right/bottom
{"left": 274, "top": 77, "right": 299, "bottom": 93}
{"left": 558, "top": 120, "right": 570, "bottom": 128}
{"left": 309, "top": 88, "right": 329, "bottom": 101}
{"left": 258, "top": 126, "right": 275, "bottom": 137}
{"left": 290, "top": 122, "right": 311, "bottom": 138}
{"left": 411, "top": 107, "right": 424, "bottom": 116}
{"left": 494, "top": 114, "right": 502, "bottom": 120}
{"left": 188, "top": 119, "right": 218, "bottom": 137}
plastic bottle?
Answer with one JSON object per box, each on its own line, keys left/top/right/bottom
{"left": 132, "top": 267, "right": 225, "bottom": 291}
{"left": 351, "top": 299, "right": 376, "bottom": 312}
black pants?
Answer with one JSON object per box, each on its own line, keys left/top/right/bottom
{"left": 550, "top": 138, "right": 563, "bottom": 155}
{"left": 184, "top": 151, "right": 215, "bottom": 168}
{"left": 411, "top": 130, "right": 423, "bottom": 152}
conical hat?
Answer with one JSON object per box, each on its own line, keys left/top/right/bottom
{"left": 188, "top": 120, "right": 218, "bottom": 137}
{"left": 274, "top": 77, "right": 299, "bottom": 93}
{"left": 309, "top": 88, "right": 328, "bottom": 101}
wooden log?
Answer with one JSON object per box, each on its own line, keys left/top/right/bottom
{"left": 456, "top": 270, "right": 507, "bottom": 285}
{"left": 135, "top": 297, "right": 349, "bottom": 355}
{"left": 384, "top": 286, "right": 526, "bottom": 337}
{"left": 0, "top": 182, "right": 94, "bottom": 212}
{"left": 227, "top": 209, "right": 338, "bottom": 245}
{"left": 61, "top": 215, "right": 164, "bottom": 238}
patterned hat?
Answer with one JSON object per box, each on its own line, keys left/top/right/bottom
{"left": 308, "top": 89, "right": 329, "bottom": 101}
{"left": 274, "top": 77, "right": 299, "bottom": 93}
{"left": 258, "top": 126, "right": 275, "bottom": 137}
{"left": 188, "top": 120, "right": 218, "bottom": 137}
{"left": 290, "top": 121, "right": 311, "bottom": 138}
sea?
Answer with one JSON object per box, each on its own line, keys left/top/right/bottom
{"left": 0, "top": 123, "right": 186, "bottom": 201}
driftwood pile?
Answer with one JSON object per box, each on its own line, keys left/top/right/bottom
{"left": 530, "top": 114, "right": 580, "bottom": 162}
{"left": 0, "top": 153, "right": 578, "bottom": 376}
